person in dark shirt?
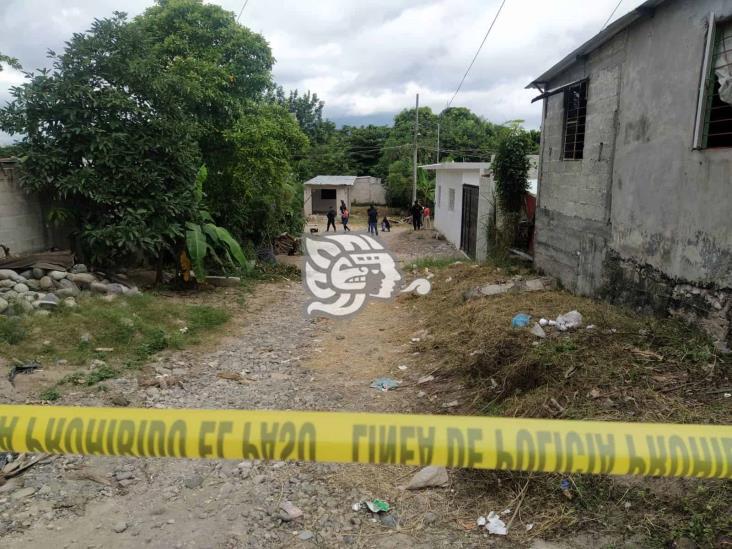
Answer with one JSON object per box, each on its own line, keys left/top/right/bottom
{"left": 411, "top": 201, "right": 423, "bottom": 230}
{"left": 381, "top": 216, "right": 391, "bottom": 232}
{"left": 367, "top": 204, "right": 379, "bottom": 235}
{"left": 326, "top": 206, "right": 337, "bottom": 232}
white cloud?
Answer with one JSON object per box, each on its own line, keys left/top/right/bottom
{"left": 0, "top": 0, "right": 648, "bottom": 137}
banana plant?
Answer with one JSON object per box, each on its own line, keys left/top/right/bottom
{"left": 185, "top": 166, "right": 251, "bottom": 279}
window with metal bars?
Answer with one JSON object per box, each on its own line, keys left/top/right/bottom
{"left": 702, "top": 21, "right": 732, "bottom": 148}
{"left": 562, "top": 80, "right": 588, "bottom": 160}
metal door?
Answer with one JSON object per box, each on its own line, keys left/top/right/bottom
{"left": 460, "top": 185, "right": 479, "bottom": 258}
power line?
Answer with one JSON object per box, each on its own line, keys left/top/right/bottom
{"left": 600, "top": 0, "right": 623, "bottom": 30}
{"left": 446, "top": 0, "right": 507, "bottom": 109}
{"left": 236, "top": 0, "right": 250, "bottom": 22}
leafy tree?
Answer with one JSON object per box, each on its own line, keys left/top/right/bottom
{"left": 0, "top": 52, "right": 21, "bottom": 72}
{"left": 342, "top": 124, "right": 390, "bottom": 177}
{"left": 0, "top": 14, "right": 201, "bottom": 265}
{"left": 185, "top": 165, "right": 249, "bottom": 278}
{"left": 491, "top": 125, "right": 532, "bottom": 254}
{"left": 493, "top": 126, "right": 531, "bottom": 213}
{"left": 212, "top": 102, "right": 308, "bottom": 242}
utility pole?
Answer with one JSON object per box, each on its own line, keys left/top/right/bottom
{"left": 412, "top": 93, "right": 419, "bottom": 203}
{"left": 436, "top": 121, "right": 441, "bottom": 163}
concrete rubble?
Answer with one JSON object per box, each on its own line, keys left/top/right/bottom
{"left": 0, "top": 263, "right": 140, "bottom": 316}
{"left": 464, "top": 276, "right": 555, "bottom": 301}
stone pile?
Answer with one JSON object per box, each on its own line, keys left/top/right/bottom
{"left": 0, "top": 264, "right": 140, "bottom": 316}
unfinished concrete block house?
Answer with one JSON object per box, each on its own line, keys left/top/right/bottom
{"left": 529, "top": 0, "right": 732, "bottom": 348}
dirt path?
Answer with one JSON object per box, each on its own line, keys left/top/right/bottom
{"left": 2, "top": 227, "right": 513, "bottom": 548}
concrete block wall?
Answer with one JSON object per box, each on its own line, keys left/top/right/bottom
{"left": 351, "top": 177, "right": 386, "bottom": 205}
{"left": 0, "top": 161, "right": 47, "bottom": 255}
{"left": 535, "top": 29, "right": 627, "bottom": 295}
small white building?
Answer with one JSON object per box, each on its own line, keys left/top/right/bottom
{"left": 303, "top": 175, "right": 385, "bottom": 216}
{"left": 422, "top": 156, "right": 539, "bottom": 261}
{"left": 421, "top": 162, "right": 494, "bottom": 261}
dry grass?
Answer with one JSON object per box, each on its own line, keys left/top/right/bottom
{"left": 402, "top": 261, "right": 731, "bottom": 547}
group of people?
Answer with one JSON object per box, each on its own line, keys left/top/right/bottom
{"left": 324, "top": 200, "right": 431, "bottom": 234}
{"left": 410, "top": 200, "right": 431, "bottom": 230}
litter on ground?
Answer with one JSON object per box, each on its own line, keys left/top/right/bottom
{"left": 370, "top": 378, "right": 400, "bottom": 391}
{"left": 511, "top": 313, "right": 531, "bottom": 328}
{"left": 405, "top": 466, "right": 449, "bottom": 490}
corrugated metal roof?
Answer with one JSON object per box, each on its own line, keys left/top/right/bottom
{"left": 527, "top": 0, "right": 670, "bottom": 89}
{"left": 420, "top": 162, "right": 492, "bottom": 171}
{"left": 303, "top": 175, "right": 358, "bottom": 186}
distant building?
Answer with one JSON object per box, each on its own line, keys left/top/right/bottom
{"left": 0, "top": 158, "right": 47, "bottom": 255}
{"left": 303, "top": 175, "right": 384, "bottom": 216}
{"left": 528, "top": 0, "right": 732, "bottom": 348}
{"left": 422, "top": 157, "right": 539, "bottom": 261}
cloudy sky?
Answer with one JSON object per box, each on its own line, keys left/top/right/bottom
{"left": 0, "top": 0, "right": 645, "bottom": 143}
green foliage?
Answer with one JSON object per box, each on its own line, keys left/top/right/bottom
{"left": 0, "top": 52, "right": 21, "bottom": 72}
{"left": 39, "top": 387, "right": 60, "bottom": 401}
{"left": 210, "top": 102, "right": 307, "bottom": 241}
{"left": 0, "top": 317, "right": 26, "bottom": 344}
{"left": 493, "top": 127, "right": 532, "bottom": 214}
{"left": 0, "top": 14, "right": 200, "bottom": 266}
{"left": 385, "top": 159, "right": 413, "bottom": 208}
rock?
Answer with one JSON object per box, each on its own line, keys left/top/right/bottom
{"left": 0, "top": 269, "right": 23, "bottom": 282}
{"left": 106, "top": 283, "right": 127, "bottom": 294}
{"left": 39, "top": 276, "right": 53, "bottom": 290}
{"left": 90, "top": 281, "right": 109, "bottom": 294}
{"left": 69, "top": 273, "right": 97, "bottom": 288}
{"left": 11, "top": 486, "right": 37, "bottom": 500}
{"left": 0, "top": 297, "right": 8, "bottom": 313}
{"left": 112, "top": 521, "right": 128, "bottom": 533}
{"left": 673, "top": 538, "right": 698, "bottom": 549}
{"left": 37, "top": 293, "right": 60, "bottom": 310}
{"left": 15, "top": 299, "right": 33, "bottom": 313}
{"left": 58, "top": 277, "right": 80, "bottom": 291}
{"left": 19, "top": 269, "right": 32, "bottom": 279}
{"left": 298, "top": 530, "right": 314, "bottom": 541}
{"left": 49, "top": 270, "right": 67, "bottom": 281}
{"left": 278, "top": 501, "right": 303, "bottom": 522}
{"left": 25, "top": 279, "right": 40, "bottom": 290}
{"left": 55, "top": 287, "right": 80, "bottom": 299}
{"left": 4, "top": 290, "right": 18, "bottom": 300}
{"left": 13, "top": 283, "right": 29, "bottom": 294}
{"left": 109, "top": 393, "right": 130, "bottom": 407}
{"left": 405, "top": 466, "right": 449, "bottom": 490}
{"left": 70, "top": 264, "right": 88, "bottom": 274}
{"left": 80, "top": 332, "right": 92, "bottom": 344}
{"left": 90, "top": 359, "right": 107, "bottom": 369}
{"left": 32, "top": 268, "right": 44, "bottom": 279}
{"left": 183, "top": 475, "right": 203, "bottom": 489}
{"left": 530, "top": 323, "right": 547, "bottom": 338}
{"left": 63, "top": 297, "right": 78, "bottom": 308}
{"left": 378, "top": 513, "right": 399, "bottom": 529}
{"left": 0, "top": 279, "right": 15, "bottom": 288}
{"left": 205, "top": 276, "right": 241, "bottom": 288}
{"left": 423, "top": 511, "right": 438, "bottom": 525}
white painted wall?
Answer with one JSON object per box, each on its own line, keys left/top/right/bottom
{"left": 432, "top": 166, "right": 495, "bottom": 261}
{"left": 304, "top": 186, "right": 351, "bottom": 216}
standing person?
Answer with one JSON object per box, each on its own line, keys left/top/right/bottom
{"left": 341, "top": 206, "right": 351, "bottom": 231}
{"left": 339, "top": 200, "right": 347, "bottom": 215}
{"left": 326, "top": 206, "right": 337, "bottom": 232}
{"left": 367, "top": 204, "right": 379, "bottom": 235}
{"left": 411, "top": 200, "right": 423, "bottom": 231}
{"left": 423, "top": 205, "right": 432, "bottom": 229}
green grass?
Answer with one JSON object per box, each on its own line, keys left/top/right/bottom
{"left": 39, "top": 387, "right": 60, "bottom": 401}
{"left": 0, "top": 292, "right": 231, "bottom": 398}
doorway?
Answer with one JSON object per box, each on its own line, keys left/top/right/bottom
{"left": 460, "top": 184, "right": 479, "bottom": 258}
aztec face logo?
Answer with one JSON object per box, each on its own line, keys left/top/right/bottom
{"left": 303, "top": 234, "right": 431, "bottom": 318}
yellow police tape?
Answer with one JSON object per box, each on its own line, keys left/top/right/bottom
{"left": 0, "top": 405, "right": 730, "bottom": 478}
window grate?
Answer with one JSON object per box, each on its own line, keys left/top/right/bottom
{"left": 562, "top": 80, "right": 588, "bottom": 160}
{"left": 704, "top": 22, "right": 732, "bottom": 148}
